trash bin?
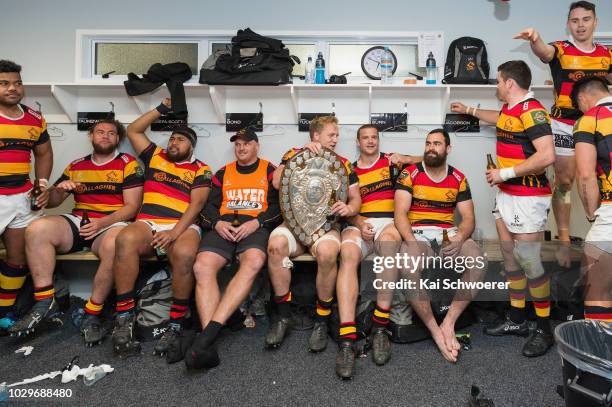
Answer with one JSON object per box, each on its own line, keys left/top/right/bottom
{"left": 555, "top": 320, "right": 612, "bottom": 407}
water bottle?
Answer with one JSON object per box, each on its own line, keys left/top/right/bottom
{"left": 305, "top": 55, "right": 313, "bottom": 84}
{"left": 83, "top": 366, "right": 108, "bottom": 386}
{"left": 380, "top": 46, "right": 393, "bottom": 84}
{"left": 315, "top": 52, "right": 325, "bottom": 84}
{"left": 426, "top": 51, "right": 437, "bottom": 85}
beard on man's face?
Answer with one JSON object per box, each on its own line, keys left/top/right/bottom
{"left": 92, "top": 142, "right": 118, "bottom": 155}
{"left": 167, "top": 148, "right": 191, "bottom": 163}
{"left": 423, "top": 151, "right": 447, "bottom": 167}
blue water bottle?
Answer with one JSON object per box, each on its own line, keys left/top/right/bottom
{"left": 426, "top": 52, "right": 437, "bottom": 85}
{"left": 315, "top": 52, "right": 326, "bottom": 84}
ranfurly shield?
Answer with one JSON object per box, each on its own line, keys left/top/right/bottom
{"left": 279, "top": 148, "right": 349, "bottom": 246}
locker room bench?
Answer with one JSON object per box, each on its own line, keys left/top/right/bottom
{"left": 0, "top": 241, "right": 584, "bottom": 263}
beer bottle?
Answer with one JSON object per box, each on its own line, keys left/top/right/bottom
{"left": 442, "top": 229, "right": 450, "bottom": 245}
{"left": 231, "top": 210, "right": 241, "bottom": 227}
{"left": 486, "top": 154, "right": 497, "bottom": 170}
{"left": 80, "top": 210, "right": 91, "bottom": 227}
{"left": 80, "top": 210, "right": 91, "bottom": 250}
{"left": 152, "top": 230, "right": 166, "bottom": 258}
{"left": 30, "top": 179, "right": 42, "bottom": 211}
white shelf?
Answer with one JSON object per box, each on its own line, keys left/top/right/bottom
{"left": 22, "top": 82, "right": 558, "bottom": 126}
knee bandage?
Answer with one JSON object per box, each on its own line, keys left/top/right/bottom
{"left": 269, "top": 226, "right": 297, "bottom": 257}
{"left": 513, "top": 241, "right": 545, "bottom": 279}
{"left": 552, "top": 186, "right": 571, "bottom": 205}
{"left": 311, "top": 234, "right": 341, "bottom": 257}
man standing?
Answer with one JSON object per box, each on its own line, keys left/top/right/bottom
{"left": 395, "top": 129, "right": 485, "bottom": 363}
{"left": 0, "top": 60, "right": 53, "bottom": 329}
{"left": 266, "top": 115, "right": 361, "bottom": 353}
{"left": 111, "top": 99, "right": 211, "bottom": 358}
{"left": 9, "top": 120, "right": 143, "bottom": 346}
{"left": 572, "top": 76, "right": 612, "bottom": 322}
{"left": 514, "top": 1, "right": 612, "bottom": 266}
{"left": 452, "top": 60, "right": 556, "bottom": 357}
{"left": 335, "top": 124, "right": 418, "bottom": 378}
{"left": 184, "top": 128, "right": 280, "bottom": 369}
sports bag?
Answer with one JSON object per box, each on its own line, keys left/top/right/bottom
{"left": 443, "top": 37, "right": 490, "bottom": 84}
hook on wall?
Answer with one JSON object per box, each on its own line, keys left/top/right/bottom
{"left": 35, "top": 102, "right": 42, "bottom": 114}
{"left": 190, "top": 125, "right": 212, "bottom": 138}
{"left": 331, "top": 102, "right": 336, "bottom": 116}
{"left": 109, "top": 102, "right": 115, "bottom": 114}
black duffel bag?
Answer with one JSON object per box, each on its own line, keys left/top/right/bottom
{"left": 200, "top": 28, "right": 299, "bottom": 86}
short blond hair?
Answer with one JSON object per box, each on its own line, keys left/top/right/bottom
{"left": 309, "top": 115, "right": 338, "bottom": 140}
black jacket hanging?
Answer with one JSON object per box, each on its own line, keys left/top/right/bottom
{"left": 124, "top": 62, "right": 192, "bottom": 120}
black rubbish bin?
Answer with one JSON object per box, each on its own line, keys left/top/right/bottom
{"left": 555, "top": 320, "right": 612, "bottom": 406}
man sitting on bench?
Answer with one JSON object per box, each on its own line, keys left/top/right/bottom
{"left": 9, "top": 119, "right": 143, "bottom": 347}
{"left": 110, "top": 99, "right": 211, "bottom": 358}
{"left": 265, "top": 115, "right": 361, "bottom": 353}
{"left": 394, "top": 129, "right": 485, "bottom": 363}
{"left": 184, "top": 128, "right": 280, "bottom": 369}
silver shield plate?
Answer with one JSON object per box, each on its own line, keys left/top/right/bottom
{"left": 280, "top": 148, "right": 349, "bottom": 247}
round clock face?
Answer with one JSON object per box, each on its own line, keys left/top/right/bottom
{"left": 361, "top": 46, "right": 398, "bottom": 80}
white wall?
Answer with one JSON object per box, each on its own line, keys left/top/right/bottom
{"left": 3, "top": 0, "right": 611, "bottom": 84}
{"left": 3, "top": 0, "right": 609, "bottom": 239}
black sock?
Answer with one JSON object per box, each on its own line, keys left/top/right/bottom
{"left": 195, "top": 321, "right": 222, "bottom": 350}
{"left": 274, "top": 291, "right": 292, "bottom": 318}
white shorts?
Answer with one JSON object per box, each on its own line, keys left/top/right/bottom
{"left": 552, "top": 119, "right": 575, "bottom": 157}
{"left": 585, "top": 204, "right": 612, "bottom": 255}
{"left": 137, "top": 219, "right": 202, "bottom": 236}
{"left": 412, "top": 226, "right": 458, "bottom": 247}
{"left": 493, "top": 190, "right": 551, "bottom": 234}
{"left": 62, "top": 213, "right": 128, "bottom": 236}
{"left": 0, "top": 190, "right": 43, "bottom": 234}
{"left": 269, "top": 224, "right": 340, "bottom": 257}
{"left": 343, "top": 217, "right": 395, "bottom": 258}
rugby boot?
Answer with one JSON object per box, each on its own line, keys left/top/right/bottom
{"left": 371, "top": 326, "right": 392, "bottom": 366}
{"left": 265, "top": 316, "right": 292, "bottom": 349}
{"left": 484, "top": 316, "right": 529, "bottom": 337}
{"left": 522, "top": 329, "right": 554, "bottom": 357}
{"left": 166, "top": 329, "right": 195, "bottom": 364}
{"left": 335, "top": 341, "right": 355, "bottom": 380}
{"left": 308, "top": 320, "right": 329, "bottom": 352}
{"left": 112, "top": 312, "right": 141, "bottom": 358}
{"left": 153, "top": 323, "right": 180, "bottom": 357}
{"left": 80, "top": 313, "right": 104, "bottom": 347}
{"left": 9, "top": 297, "right": 61, "bottom": 337}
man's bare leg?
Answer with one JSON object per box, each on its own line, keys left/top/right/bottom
{"left": 1, "top": 228, "right": 29, "bottom": 318}
{"left": 552, "top": 156, "right": 574, "bottom": 267}
{"left": 8, "top": 217, "right": 72, "bottom": 335}
{"left": 439, "top": 239, "right": 487, "bottom": 356}
{"left": 265, "top": 226, "right": 305, "bottom": 348}
{"left": 193, "top": 251, "right": 228, "bottom": 329}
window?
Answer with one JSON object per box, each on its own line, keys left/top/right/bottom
{"left": 95, "top": 42, "right": 199, "bottom": 76}
{"left": 77, "top": 31, "right": 432, "bottom": 82}
{"left": 328, "top": 43, "right": 423, "bottom": 78}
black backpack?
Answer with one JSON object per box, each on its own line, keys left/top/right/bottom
{"left": 443, "top": 37, "right": 490, "bottom": 84}
{"left": 200, "top": 28, "right": 299, "bottom": 85}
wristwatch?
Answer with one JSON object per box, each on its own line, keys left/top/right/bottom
{"left": 586, "top": 215, "right": 597, "bottom": 223}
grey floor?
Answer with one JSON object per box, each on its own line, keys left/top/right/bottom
{"left": 0, "top": 311, "right": 566, "bottom": 407}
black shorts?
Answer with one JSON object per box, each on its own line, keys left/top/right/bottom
{"left": 198, "top": 228, "right": 270, "bottom": 262}
{"left": 60, "top": 215, "right": 105, "bottom": 253}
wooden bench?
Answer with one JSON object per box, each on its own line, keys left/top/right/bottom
{"left": 0, "top": 241, "right": 584, "bottom": 263}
